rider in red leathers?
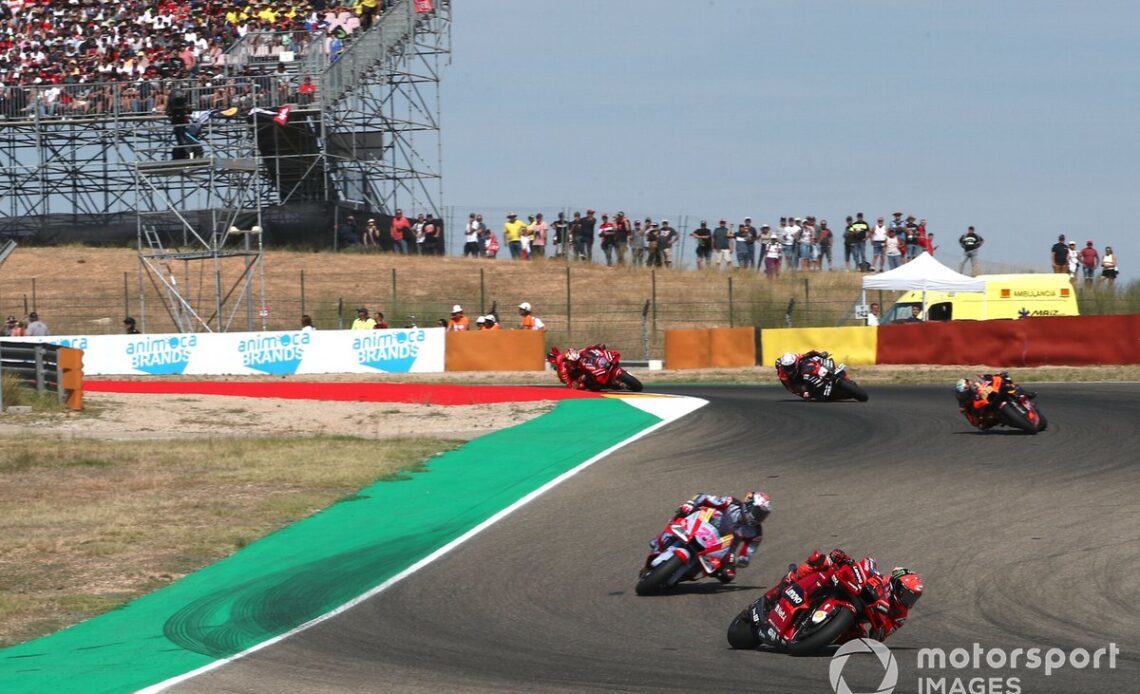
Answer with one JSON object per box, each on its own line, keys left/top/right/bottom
{"left": 550, "top": 345, "right": 608, "bottom": 389}
{"left": 762, "top": 548, "right": 922, "bottom": 642}
{"left": 646, "top": 491, "right": 771, "bottom": 583}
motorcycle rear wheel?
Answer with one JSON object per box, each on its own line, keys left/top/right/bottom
{"left": 616, "top": 372, "right": 644, "bottom": 392}
{"left": 635, "top": 555, "right": 684, "bottom": 596}
{"left": 786, "top": 608, "right": 856, "bottom": 656}
{"left": 833, "top": 379, "right": 869, "bottom": 402}
{"left": 727, "top": 609, "right": 761, "bottom": 649}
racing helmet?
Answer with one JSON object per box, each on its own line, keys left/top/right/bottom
{"left": 743, "top": 491, "right": 771, "bottom": 523}
{"left": 565, "top": 348, "right": 581, "bottom": 362}
{"left": 890, "top": 567, "right": 924, "bottom": 609}
{"left": 954, "top": 378, "right": 973, "bottom": 403}
{"left": 778, "top": 352, "right": 798, "bottom": 368}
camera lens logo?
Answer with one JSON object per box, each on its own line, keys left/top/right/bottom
{"left": 829, "top": 638, "right": 898, "bottom": 694}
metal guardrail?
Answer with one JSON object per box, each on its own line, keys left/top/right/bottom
{"left": 0, "top": 341, "right": 83, "bottom": 410}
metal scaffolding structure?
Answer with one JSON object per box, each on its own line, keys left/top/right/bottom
{"left": 0, "top": 0, "right": 451, "bottom": 331}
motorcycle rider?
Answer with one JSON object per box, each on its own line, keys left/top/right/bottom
{"left": 761, "top": 548, "right": 923, "bottom": 642}
{"left": 550, "top": 344, "right": 609, "bottom": 389}
{"left": 955, "top": 373, "right": 1036, "bottom": 429}
{"left": 776, "top": 350, "right": 829, "bottom": 398}
{"left": 646, "top": 491, "right": 771, "bottom": 583}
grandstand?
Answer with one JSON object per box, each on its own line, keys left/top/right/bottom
{"left": 0, "top": 0, "right": 452, "bottom": 247}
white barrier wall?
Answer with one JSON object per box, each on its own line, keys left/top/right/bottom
{"left": 5, "top": 328, "right": 446, "bottom": 376}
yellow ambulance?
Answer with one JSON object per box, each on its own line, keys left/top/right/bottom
{"left": 882, "top": 274, "right": 1079, "bottom": 322}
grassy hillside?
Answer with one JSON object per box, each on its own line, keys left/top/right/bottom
{"left": 1, "top": 247, "right": 1135, "bottom": 358}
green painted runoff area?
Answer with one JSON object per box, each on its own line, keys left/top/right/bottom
{"left": 0, "top": 398, "right": 659, "bottom": 694}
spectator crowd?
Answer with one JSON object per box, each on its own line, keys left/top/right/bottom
{"left": 0, "top": 0, "right": 386, "bottom": 119}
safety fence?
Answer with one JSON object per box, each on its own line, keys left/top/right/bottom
{"left": 0, "top": 340, "right": 83, "bottom": 410}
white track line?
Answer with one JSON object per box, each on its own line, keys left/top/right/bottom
{"left": 139, "top": 395, "right": 707, "bottom": 693}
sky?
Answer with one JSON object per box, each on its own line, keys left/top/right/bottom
{"left": 439, "top": 1, "right": 1138, "bottom": 280}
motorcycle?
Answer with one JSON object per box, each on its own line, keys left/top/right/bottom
{"left": 635, "top": 508, "right": 736, "bottom": 595}
{"left": 779, "top": 354, "right": 869, "bottom": 402}
{"left": 547, "top": 345, "right": 643, "bottom": 392}
{"left": 727, "top": 561, "right": 875, "bottom": 655}
{"left": 965, "top": 373, "right": 1047, "bottom": 434}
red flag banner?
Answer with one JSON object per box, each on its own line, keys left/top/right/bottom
{"left": 414, "top": 0, "right": 433, "bottom": 13}
{"left": 273, "top": 104, "right": 292, "bottom": 126}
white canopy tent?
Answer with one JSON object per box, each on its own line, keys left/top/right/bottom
{"left": 860, "top": 252, "right": 986, "bottom": 321}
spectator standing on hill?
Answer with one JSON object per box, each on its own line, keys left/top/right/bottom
{"left": 866, "top": 302, "right": 881, "bottom": 327}
{"left": 734, "top": 220, "right": 752, "bottom": 269}
{"left": 905, "top": 215, "right": 921, "bottom": 262}
{"left": 362, "top": 218, "right": 380, "bottom": 249}
{"left": 504, "top": 212, "right": 527, "bottom": 260}
{"left": 613, "top": 212, "right": 631, "bottom": 265}
{"left": 447, "top": 305, "right": 471, "bottom": 331}
{"left": 374, "top": 312, "right": 389, "bottom": 329}
{"left": 691, "top": 221, "right": 713, "bottom": 270}
{"left": 1101, "top": 247, "right": 1118, "bottom": 287}
{"left": 1050, "top": 235, "right": 1069, "bottom": 273}
{"left": 2, "top": 316, "right": 16, "bottom": 337}
{"left": 885, "top": 229, "right": 904, "bottom": 270}
{"left": 352, "top": 308, "right": 377, "bottom": 330}
{"left": 780, "top": 219, "right": 797, "bottom": 271}
{"left": 646, "top": 223, "right": 662, "bottom": 267}
{"left": 799, "top": 218, "right": 817, "bottom": 272}
{"left": 889, "top": 211, "right": 907, "bottom": 241}
{"left": 1066, "top": 242, "right": 1079, "bottom": 281}
{"left": 818, "top": 220, "right": 834, "bottom": 271}
{"left": 337, "top": 215, "right": 359, "bottom": 248}
{"left": 576, "top": 210, "right": 596, "bottom": 262}
{"left": 660, "top": 220, "right": 679, "bottom": 268}
{"left": 1079, "top": 241, "right": 1099, "bottom": 286}
{"left": 25, "top": 312, "right": 48, "bottom": 337}
{"left": 518, "top": 302, "right": 545, "bottom": 330}
{"left": 529, "top": 214, "right": 548, "bottom": 258}
{"left": 851, "top": 213, "right": 870, "bottom": 269}
{"left": 843, "top": 216, "right": 857, "bottom": 270}
{"left": 763, "top": 230, "right": 782, "bottom": 278}
{"left": 598, "top": 214, "right": 616, "bottom": 266}
{"left": 464, "top": 213, "right": 482, "bottom": 258}
{"left": 390, "top": 209, "right": 411, "bottom": 255}
{"left": 871, "top": 217, "right": 888, "bottom": 271}
{"left": 552, "top": 212, "right": 570, "bottom": 258}
{"left": 958, "top": 226, "right": 984, "bottom": 276}
{"left": 631, "top": 220, "right": 647, "bottom": 267}
{"left": 712, "top": 220, "right": 732, "bottom": 271}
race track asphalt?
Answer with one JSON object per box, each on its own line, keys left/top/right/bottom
{"left": 175, "top": 384, "right": 1140, "bottom": 693}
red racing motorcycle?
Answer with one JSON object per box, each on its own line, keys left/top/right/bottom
{"left": 548, "top": 345, "right": 643, "bottom": 392}
{"left": 727, "top": 561, "right": 876, "bottom": 654}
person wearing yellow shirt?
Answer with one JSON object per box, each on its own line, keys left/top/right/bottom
{"left": 518, "top": 302, "right": 545, "bottom": 330}
{"left": 447, "top": 305, "right": 471, "bottom": 331}
{"left": 351, "top": 307, "right": 377, "bottom": 330}
{"left": 357, "top": 0, "right": 381, "bottom": 30}
{"left": 503, "top": 212, "right": 528, "bottom": 260}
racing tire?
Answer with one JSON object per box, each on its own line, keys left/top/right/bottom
{"left": 786, "top": 608, "right": 856, "bottom": 656}
{"left": 616, "top": 372, "right": 644, "bottom": 393}
{"left": 727, "top": 609, "right": 761, "bottom": 650}
{"left": 1036, "top": 412, "right": 1048, "bottom": 432}
{"left": 999, "top": 402, "right": 1038, "bottom": 434}
{"left": 833, "top": 379, "right": 869, "bottom": 402}
{"left": 635, "top": 555, "right": 684, "bottom": 596}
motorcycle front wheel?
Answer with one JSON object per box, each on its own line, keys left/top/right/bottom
{"left": 833, "top": 379, "right": 869, "bottom": 402}
{"left": 786, "top": 608, "right": 856, "bottom": 656}
{"left": 635, "top": 555, "right": 684, "bottom": 596}
{"left": 727, "top": 608, "right": 761, "bottom": 649}
{"left": 616, "top": 372, "right": 644, "bottom": 392}
{"left": 999, "top": 402, "right": 1038, "bottom": 434}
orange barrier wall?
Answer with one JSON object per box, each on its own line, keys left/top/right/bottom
{"left": 876, "top": 315, "right": 1140, "bottom": 366}
{"left": 665, "top": 328, "right": 756, "bottom": 369}
{"left": 664, "top": 328, "right": 712, "bottom": 370}
{"left": 58, "top": 346, "right": 84, "bottom": 410}
{"left": 445, "top": 330, "right": 547, "bottom": 371}
{"left": 709, "top": 328, "right": 757, "bottom": 368}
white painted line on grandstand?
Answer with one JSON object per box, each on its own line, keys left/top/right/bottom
{"left": 139, "top": 394, "right": 707, "bottom": 693}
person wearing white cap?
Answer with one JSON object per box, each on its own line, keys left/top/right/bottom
{"left": 446, "top": 305, "right": 470, "bottom": 331}
{"left": 482, "top": 315, "right": 501, "bottom": 330}
{"left": 475, "top": 315, "right": 487, "bottom": 329}
{"left": 518, "top": 302, "right": 545, "bottom": 330}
